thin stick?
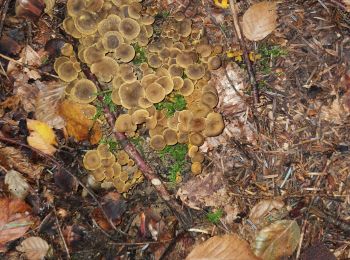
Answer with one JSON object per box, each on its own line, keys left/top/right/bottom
{"left": 0, "top": 53, "right": 60, "bottom": 79}
{"left": 228, "top": 0, "right": 260, "bottom": 104}
{"left": 0, "top": 0, "right": 10, "bottom": 37}
{"left": 0, "top": 135, "right": 125, "bottom": 236}
{"left": 52, "top": 206, "right": 71, "bottom": 259}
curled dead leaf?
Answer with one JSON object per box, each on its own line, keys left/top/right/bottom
{"left": 249, "top": 199, "right": 285, "bottom": 225}
{"left": 5, "top": 170, "right": 30, "bottom": 199}
{"left": 186, "top": 234, "right": 260, "bottom": 260}
{"left": 17, "top": 236, "right": 49, "bottom": 260}
{"left": 254, "top": 220, "right": 301, "bottom": 260}
{"left": 242, "top": 1, "right": 278, "bottom": 41}
{"left": 27, "top": 119, "right": 57, "bottom": 155}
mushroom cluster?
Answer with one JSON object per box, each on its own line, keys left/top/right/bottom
{"left": 83, "top": 143, "right": 143, "bottom": 193}
{"left": 58, "top": 0, "right": 226, "bottom": 190}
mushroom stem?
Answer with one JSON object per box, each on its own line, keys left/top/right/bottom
{"left": 82, "top": 66, "right": 192, "bottom": 228}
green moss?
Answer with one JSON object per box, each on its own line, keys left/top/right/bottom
{"left": 155, "top": 94, "right": 186, "bottom": 117}
{"left": 257, "top": 45, "right": 287, "bottom": 75}
{"left": 99, "top": 137, "right": 119, "bottom": 152}
{"left": 93, "top": 90, "right": 116, "bottom": 120}
{"left": 132, "top": 43, "right": 147, "bottom": 65}
{"left": 207, "top": 209, "right": 223, "bottom": 224}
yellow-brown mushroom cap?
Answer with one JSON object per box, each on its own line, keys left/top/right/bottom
{"left": 54, "top": 57, "right": 70, "bottom": 73}
{"left": 118, "top": 18, "right": 141, "bottom": 40}
{"left": 201, "top": 91, "right": 219, "bottom": 108}
{"left": 102, "top": 31, "right": 124, "bottom": 51}
{"left": 115, "top": 114, "right": 135, "bottom": 132}
{"left": 179, "top": 78, "right": 194, "bottom": 96}
{"left": 173, "top": 11, "right": 185, "bottom": 21}
{"left": 145, "top": 83, "right": 166, "bottom": 104}
{"left": 119, "top": 64, "right": 136, "bottom": 83}
{"left": 138, "top": 97, "right": 153, "bottom": 108}
{"left": 71, "top": 79, "right": 98, "bottom": 103}
{"left": 163, "top": 128, "right": 178, "bottom": 145}
{"left": 83, "top": 45, "right": 105, "bottom": 64}
{"left": 91, "top": 166, "right": 105, "bottom": 181}
{"left": 63, "top": 17, "right": 82, "bottom": 39}
{"left": 91, "top": 57, "right": 119, "bottom": 82}
{"left": 156, "top": 76, "right": 174, "bottom": 95}
{"left": 172, "top": 76, "right": 184, "bottom": 90}
{"left": 83, "top": 150, "right": 101, "bottom": 170}
{"left": 98, "top": 14, "right": 121, "bottom": 35}
{"left": 140, "top": 73, "right": 158, "bottom": 88}
{"left": 112, "top": 76, "right": 125, "bottom": 90}
{"left": 139, "top": 14, "right": 155, "bottom": 25}
{"left": 145, "top": 115, "right": 157, "bottom": 129}
{"left": 168, "top": 64, "right": 183, "bottom": 77}
{"left": 97, "top": 143, "right": 112, "bottom": 159}
{"left": 112, "top": 162, "right": 122, "bottom": 176}
{"left": 191, "top": 162, "right": 202, "bottom": 175}
{"left": 189, "top": 117, "right": 206, "bottom": 132}
{"left": 178, "top": 110, "right": 193, "bottom": 125}
{"left": 192, "top": 151, "right": 204, "bottom": 163}
{"left": 119, "top": 81, "right": 144, "bottom": 109}
{"left": 176, "top": 52, "right": 194, "bottom": 68}
{"left": 189, "top": 102, "right": 212, "bottom": 117}
{"left": 57, "top": 61, "right": 79, "bottom": 82}
{"left": 115, "top": 43, "right": 135, "bottom": 63}
{"left": 111, "top": 88, "right": 122, "bottom": 105}
{"left": 148, "top": 54, "right": 162, "bottom": 68}
{"left": 67, "top": 0, "right": 86, "bottom": 17}
{"left": 189, "top": 132, "right": 204, "bottom": 146}
{"left": 132, "top": 109, "right": 149, "bottom": 124}
{"left": 188, "top": 145, "right": 199, "bottom": 157}
{"left": 116, "top": 150, "right": 129, "bottom": 165}
{"left": 204, "top": 112, "right": 225, "bottom": 137}
{"left": 101, "top": 155, "right": 116, "bottom": 167}
{"left": 185, "top": 64, "right": 205, "bottom": 80}
{"left": 61, "top": 43, "right": 74, "bottom": 57}
{"left": 177, "top": 132, "right": 188, "bottom": 144}
{"left": 196, "top": 44, "right": 212, "bottom": 58}
{"left": 150, "top": 135, "right": 166, "bottom": 150}
{"left": 74, "top": 11, "right": 99, "bottom": 35}
{"left": 208, "top": 56, "right": 221, "bottom": 70}
{"left": 179, "top": 18, "right": 192, "bottom": 37}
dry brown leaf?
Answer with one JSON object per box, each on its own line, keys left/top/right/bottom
{"left": 0, "top": 146, "right": 44, "bottom": 179}
{"left": 58, "top": 100, "right": 102, "bottom": 144}
{"left": 35, "top": 80, "right": 65, "bottom": 129}
{"left": 17, "top": 236, "right": 49, "bottom": 260}
{"left": 242, "top": 1, "right": 278, "bottom": 41}
{"left": 0, "top": 197, "right": 34, "bottom": 252}
{"left": 186, "top": 234, "right": 260, "bottom": 260}
{"left": 27, "top": 119, "right": 57, "bottom": 155}
{"left": 13, "top": 74, "right": 40, "bottom": 113}
{"left": 254, "top": 220, "right": 301, "bottom": 260}
{"left": 5, "top": 170, "right": 30, "bottom": 199}
{"left": 249, "top": 199, "right": 285, "bottom": 225}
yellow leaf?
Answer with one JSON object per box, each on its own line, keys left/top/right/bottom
{"left": 214, "top": 0, "right": 229, "bottom": 9}
{"left": 27, "top": 119, "right": 57, "bottom": 155}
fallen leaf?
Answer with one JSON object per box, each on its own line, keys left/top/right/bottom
{"left": 5, "top": 170, "right": 30, "bottom": 199}
{"left": 254, "top": 220, "right": 301, "bottom": 260}
{"left": 58, "top": 100, "right": 102, "bottom": 144}
{"left": 27, "top": 119, "right": 57, "bottom": 155}
{"left": 249, "top": 199, "right": 285, "bottom": 225}
{"left": 186, "top": 234, "right": 260, "bottom": 260}
{"left": 0, "top": 197, "right": 34, "bottom": 252}
{"left": 17, "top": 236, "right": 49, "bottom": 260}
{"left": 0, "top": 146, "right": 44, "bottom": 179}
{"left": 242, "top": 1, "right": 278, "bottom": 41}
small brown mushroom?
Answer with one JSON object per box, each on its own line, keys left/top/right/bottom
{"left": 102, "top": 31, "right": 124, "bottom": 51}
{"left": 191, "top": 151, "right": 204, "bottom": 163}
{"left": 83, "top": 150, "right": 101, "bottom": 170}
{"left": 185, "top": 64, "right": 205, "bottom": 80}
{"left": 61, "top": 43, "right": 74, "bottom": 57}
{"left": 201, "top": 91, "right": 219, "bottom": 108}
{"left": 148, "top": 54, "right": 162, "bottom": 68}
{"left": 208, "top": 56, "right": 222, "bottom": 70}
{"left": 91, "top": 166, "right": 105, "bottom": 181}
{"left": 71, "top": 79, "right": 98, "bottom": 103}
{"left": 177, "top": 132, "right": 188, "bottom": 144}
{"left": 196, "top": 44, "right": 212, "bottom": 58}
{"left": 67, "top": 0, "right": 86, "bottom": 17}
{"left": 74, "top": 11, "right": 99, "bottom": 35}
{"left": 119, "top": 18, "right": 141, "bottom": 40}
{"left": 145, "top": 83, "right": 166, "bottom": 104}
{"left": 54, "top": 57, "right": 70, "bottom": 73}
{"left": 97, "top": 143, "right": 112, "bottom": 159}
{"left": 189, "top": 132, "right": 204, "bottom": 146}
{"left": 191, "top": 162, "right": 202, "bottom": 175}
{"left": 63, "top": 17, "right": 82, "bottom": 38}
{"left": 98, "top": 14, "right": 121, "bottom": 35}
{"left": 115, "top": 43, "right": 135, "bottom": 62}
{"left": 179, "top": 78, "right": 194, "bottom": 96}
{"left": 176, "top": 52, "right": 193, "bottom": 68}
{"left": 178, "top": 18, "right": 192, "bottom": 37}
{"left": 150, "top": 135, "right": 166, "bottom": 150}
{"left": 145, "top": 115, "right": 157, "bottom": 129}
{"left": 83, "top": 45, "right": 105, "bottom": 64}
{"left": 115, "top": 114, "right": 136, "bottom": 132}
{"left": 119, "top": 81, "right": 144, "bottom": 109}
{"left": 189, "top": 117, "right": 206, "bottom": 132}
{"left": 168, "top": 64, "right": 183, "bottom": 77}
{"left": 116, "top": 150, "right": 129, "bottom": 165}
{"left": 156, "top": 76, "right": 174, "bottom": 95}
{"left": 57, "top": 61, "right": 79, "bottom": 82}
{"left": 172, "top": 76, "right": 184, "bottom": 90}
{"left": 163, "top": 128, "right": 178, "bottom": 145}
{"left": 132, "top": 109, "right": 149, "bottom": 124}
{"left": 204, "top": 112, "right": 225, "bottom": 137}
{"left": 91, "top": 57, "right": 119, "bottom": 82}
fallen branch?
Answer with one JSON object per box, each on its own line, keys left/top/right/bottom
{"left": 82, "top": 67, "right": 192, "bottom": 228}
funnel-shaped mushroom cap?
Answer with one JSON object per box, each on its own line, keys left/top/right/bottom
{"left": 189, "top": 132, "right": 204, "bottom": 146}
{"left": 74, "top": 11, "right": 99, "bottom": 35}
{"left": 96, "top": 143, "right": 112, "bottom": 159}
{"left": 140, "top": 14, "right": 155, "bottom": 25}
{"left": 111, "top": 88, "right": 122, "bottom": 105}
{"left": 188, "top": 145, "right": 199, "bottom": 157}
{"left": 150, "top": 135, "right": 166, "bottom": 151}
{"left": 101, "top": 155, "right": 116, "bottom": 167}
{"left": 168, "top": 64, "right": 183, "bottom": 77}
{"left": 176, "top": 52, "right": 194, "bottom": 68}
{"left": 173, "top": 11, "right": 185, "bottom": 21}
{"left": 189, "top": 117, "right": 206, "bottom": 132}
{"left": 119, "top": 64, "right": 136, "bottom": 82}
{"left": 98, "top": 14, "right": 121, "bottom": 35}
{"left": 67, "top": 0, "right": 86, "bottom": 17}
{"left": 145, "top": 115, "right": 157, "bottom": 129}
{"left": 172, "top": 76, "right": 184, "bottom": 90}
{"left": 191, "top": 162, "right": 202, "bottom": 175}
{"left": 119, "top": 18, "right": 141, "bottom": 40}
{"left": 119, "top": 81, "right": 144, "bottom": 109}
{"left": 145, "top": 83, "right": 166, "bottom": 104}
{"left": 83, "top": 150, "right": 101, "bottom": 170}
{"left": 57, "top": 62, "right": 79, "bottom": 82}
{"left": 54, "top": 57, "right": 70, "bottom": 73}
{"left": 116, "top": 150, "right": 129, "bottom": 165}
{"left": 178, "top": 110, "right": 193, "bottom": 125}
{"left": 112, "top": 76, "right": 125, "bottom": 90}
{"left": 169, "top": 48, "right": 181, "bottom": 58}
{"left": 179, "top": 18, "right": 192, "bottom": 37}
{"left": 156, "top": 67, "right": 171, "bottom": 78}
{"left": 149, "top": 125, "right": 165, "bottom": 137}
{"left": 138, "top": 97, "right": 153, "bottom": 108}
{"left": 140, "top": 74, "right": 157, "bottom": 88}
{"left": 191, "top": 151, "right": 204, "bottom": 163}
{"left": 115, "top": 43, "right": 135, "bottom": 63}
{"left": 83, "top": 45, "right": 105, "bottom": 64}
{"left": 148, "top": 41, "right": 165, "bottom": 53}
{"left": 159, "top": 48, "right": 171, "bottom": 60}
{"left": 63, "top": 17, "right": 82, "bottom": 38}
{"left": 179, "top": 78, "right": 194, "bottom": 96}
{"left": 208, "top": 56, "right": 221, "bottom": 70}
{"left": 204, "top": 112, "right": 225, "bottom": 137}
{"left": 91, "top": 57, "right": 119, "bottom": 82}
{"left": 156, "top": 76, "right": 174, "bottom": 95}
{"left": 163, "top": 128, "right": 178, "bottom": 145}
{"left": 189, "top": 102, "right": 212, "bottom": 117}
{"left": 185, "top": 64, "right": 205, "bottom": 80}
{"left": 196, "top": 44, "right": 212, "bottom": 58}
{"left": 102, "top": 31, "right": 124, "bottom": 51}
{"left": 177, "top": 132, "right": 188, "bottom": 143}
{"left": 71, "top": 79, "right": 97, "bottom": 103}
{"left": 112, "top": 162, "right": 122, "bottom": 176}
{"left": 115, "top": 114, "right": 135, "bottom": 132}
{"left": 132, "top": 109, "right": 149, "bottom": 124}
{"left": 61, "top": 43, "right": 74, "bottom": 57}
{"left": 201, "top": 91, "right": 219, "bottom": 108}
{"left": 127, "top": 4, "right": 141, "bottom": 19}
{"left": 91, "top": 166, "right": 105, "bottom": 181}
{"left": 148, "top": 54, "right": 162, "bottom": 68}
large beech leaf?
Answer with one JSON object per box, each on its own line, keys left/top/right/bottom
{"left": 186, "top": 234, "right": 260, "bottom": 260}
{"left": 254, "top": 220, "right": 301, "bottom": 260}
{"left": 17, "top": 236, "right": 50, "bottom": 260}
{"left": 249, "top": 199, "right": 284, "bottom": 225}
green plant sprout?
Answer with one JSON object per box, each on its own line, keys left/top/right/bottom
{"left": 92, "top": 90, "right": 116, "bottom": 121}
{"left": 155, "top": 94, "right": 186, "bottom": 117}
{"left": 155, "top": 10, "right": 170, "bottom": 19}
{"left": 99, "top": 137, "right": 119, "bottom": 152}
{"left": 132, "top": 43, "right": 147, "bottom": 65}
{"left": 207, "top": 209, "right": 223, "bottom": 224}
{"left": 257, "top": 45, "right": 287, "bottom": 75}
{"left": 159, "top": 143, "right": 188, "bottom": 183}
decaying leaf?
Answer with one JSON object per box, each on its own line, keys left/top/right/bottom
{"left": 17, "top": 236, "right": 49, "bottom": 260}
{"left": 5, "top": 170, "right": 30, "bottom": 199}
{"left": 254, "top": 220, "right": 301, "bottom": 260}
{"left": 58, "top": 99, "right": 102, "bottom": 144}
{"left": 242, "top": 1, "right": 278, "bottom": 41}
{"left": 249, "top": 199, "right": 285, "bottom": 225}
{"left": 27, "top": 119, "right": 57, "bottom": 155}
{"left": 186, "top": 234, "right": 260, "bottom": 260}
{"left": 0, "top": 197, "right": 34, "bottom": 252}
{"left": 35, "top": 80, "right": 65, "bottom": 129}
{"left": 0, "top": 146, "right": 44, "bottom": 179}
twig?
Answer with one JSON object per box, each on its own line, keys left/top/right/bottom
{"left": 228, "top": 0, "right": 260, "bottom": 104}
{"left": 82, "top": 67, "right": 192, "bottom": 228}
{"left": 0, "top": 135, "right": 126, "bottom": 236}
{"left": 52, "top": 206, "right": 71, "bottom": 259}
{"left": 0, "top": 0, "right": 10, "bottom": 37}
{"left": 0, "top": 53, "right": 60, "bottom": 79}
